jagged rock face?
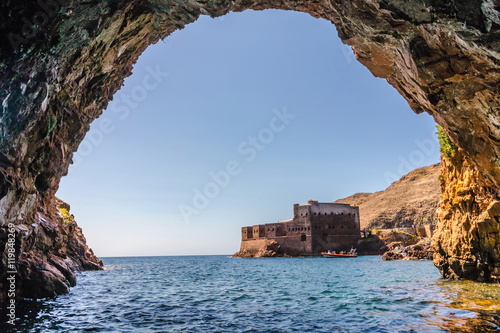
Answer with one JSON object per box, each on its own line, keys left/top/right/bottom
{"left": 0, "top": 1, "right": 498, "bottom": 297}
{"left": 433, "top": 151, "right": 500, "bottom": 282}
{"left": 0, "top": 197, "right": 102, "bottom": 299}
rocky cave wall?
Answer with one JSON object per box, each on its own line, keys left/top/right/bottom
{"left": 0, "top": 0, "right": 499, "bottom": 298}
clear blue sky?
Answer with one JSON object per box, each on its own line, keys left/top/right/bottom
{"left": 56, "top": 10, "right": 440, "bottom": 257}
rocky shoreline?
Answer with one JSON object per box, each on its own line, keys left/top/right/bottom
{"left": 382, "top": 240, "right": 434, "bottom": 261}
{"left": 0, "top": 198, "right": 102, "bottom": 301}
{"left": 233, "top": 229, "right": 434, "bottom": 260}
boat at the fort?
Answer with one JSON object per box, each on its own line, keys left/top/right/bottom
{"left": 321, "top": 248, "right": 358, "bottom": 258}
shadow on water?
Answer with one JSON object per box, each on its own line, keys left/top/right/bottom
{"left": 0, "top": 299, "right": 52, "bottom": 332}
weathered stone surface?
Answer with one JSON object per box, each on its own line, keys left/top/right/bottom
{"left": 233, "top": 240, "right": 285, "bottom": 257}
{"left": 0, "top": 198, "right": 102, "bottom": 299}
{"left": 235, "top": 201, "right": 361, "bottom": 257}
{"left": 383, "top": 239, "right": 434, "bottom": 261}
{"left": 356, "top": 235, "right": 388, "bottom": 255}
{"left": 0, "top": 0, "right": 499, "bottom": 297}
{"left": 433, "top": 151, "right": 500, "bottom": 282}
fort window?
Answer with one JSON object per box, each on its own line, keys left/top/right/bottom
{"left": 308, "top": 227, "right": 310, "bottom": 230}
{"left": 341, "top": 226, "right": 344, "bottom": 229}
{"left": 314, "top": 213, "right": 317, "bottom": 215}
{"left": 301, "top": 234, "right": 306, "bottom": 242}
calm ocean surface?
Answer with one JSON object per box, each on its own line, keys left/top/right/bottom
{"left": 6, "top": 255, "right": 500, "bottom": 332}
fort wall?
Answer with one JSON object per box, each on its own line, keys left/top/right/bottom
{"left": 238, "top": 200, "right": 361, "bottom": 256}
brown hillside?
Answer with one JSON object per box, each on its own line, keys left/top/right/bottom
{"left": 336, "top": 164, "right": 441, "bottom": 230}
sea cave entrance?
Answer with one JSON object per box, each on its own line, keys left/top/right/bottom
{"left": 0, "top": 0, "right": 499, "bottom": 300}
{"left": 56, "top": 10, "right": 439, "bottom": 257}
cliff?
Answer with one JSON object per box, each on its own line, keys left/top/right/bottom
{"left": 0, "top": 198, "right": 102, "bottom": 299}
{"left": 0, "top": 0, "right": 499, "bottom": 298}
{"left": 433, "top": 150, "right": 500, "bottom": 282}
{"left": 336, "top": 163, "right": 440, "bottom": 230}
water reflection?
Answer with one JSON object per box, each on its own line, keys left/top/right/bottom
{"left": 4, "top": 267, "right": 500, "bottom": 332}
{"left": 425, "top": 280, "right": 500, "bottom": 332}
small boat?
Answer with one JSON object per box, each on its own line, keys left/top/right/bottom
{"left": 321, "top": 248, "right": 358, "bottom": 258}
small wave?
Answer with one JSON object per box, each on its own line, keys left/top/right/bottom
{"left": 17, "top": 256, "right": 500, "bottom": 333}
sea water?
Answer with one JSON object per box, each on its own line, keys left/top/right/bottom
{"left": 5, "top": 256, "right": 500, "bottom": 332}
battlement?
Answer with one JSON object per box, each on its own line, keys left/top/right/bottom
{"left": 239, "top": 201, "right": 361, "bottom": 256}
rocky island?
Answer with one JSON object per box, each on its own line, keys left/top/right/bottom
{"left": 235, "top": 164, "right": 440, "bottom": 258}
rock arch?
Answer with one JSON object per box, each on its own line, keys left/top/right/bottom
{"left": 0, "top": 0, "right": 499, "bottom": 298}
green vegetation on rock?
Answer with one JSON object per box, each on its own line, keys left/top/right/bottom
{"left": 437, "top": 126, "right": 457, "bottom": 159}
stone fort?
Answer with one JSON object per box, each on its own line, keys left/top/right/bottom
{"left": 239, "top": 200, "right": 361, "bottom": 256}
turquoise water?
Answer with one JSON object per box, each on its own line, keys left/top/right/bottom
{"left": 5, "top": 256, "right": 500, "bottom": 332}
